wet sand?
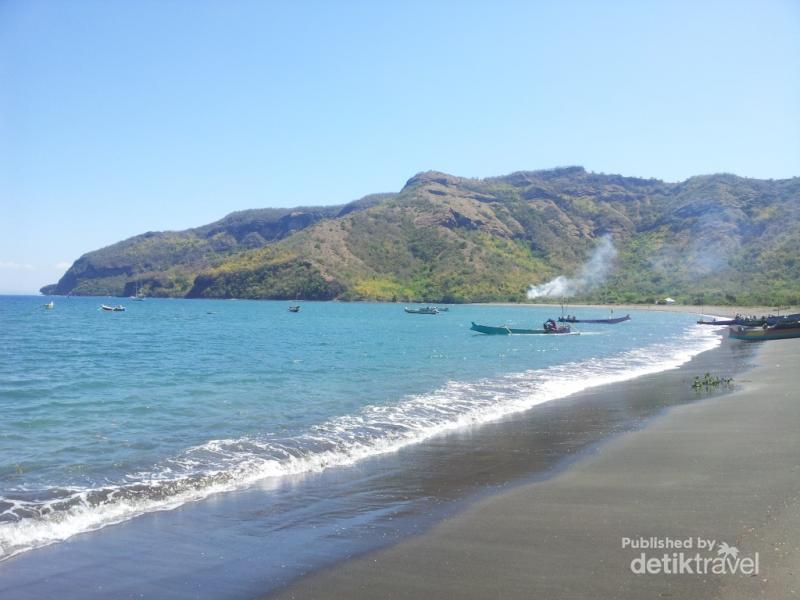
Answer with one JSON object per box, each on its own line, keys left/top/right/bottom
{"left": 273, "top": 338, "right": 800, "bottom": 599}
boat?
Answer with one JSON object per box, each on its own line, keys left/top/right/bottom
{"left": 43, "top": 301, "right": 54, "bottom": 309}
{"left": 558, "top": 314, "right": 630, "bottom": 324}
{"left": 729, "top": 320, "right": 800, "bottom": 341}
{"left": 101, "top": 304, "right": 126, "bottom": 312}
{"left": 470, "top": 319, "right": 574, "bottom": 335}
{"left": 435, "top": 307, "right": 449, "bottom": 312}
{"left": 698, "top": 313, "right": 800, "bottom": 327}
{"left": 405, "top": 306, "right": 439, "bottom": 315}
{"left": 129, "top": 281, "right": 145, "bottom": 301}
{"left": 697, "top": 318, "right": 737, "bottom": 325}
{"left": 288, "top": 305, "right": 300, "bottom": 313}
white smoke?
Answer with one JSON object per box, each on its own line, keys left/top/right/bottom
{"left": 527, "top": 235, "right": 618, "bottom": 299}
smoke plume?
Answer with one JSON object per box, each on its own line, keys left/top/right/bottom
{"left": 527, "top": 235, "right": 617, "bottom": 299}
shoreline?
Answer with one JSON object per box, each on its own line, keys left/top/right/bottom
{"left": 476, "top": 302, "right": 798, "bottom": 319}
{"left": 1, "top": 312, "right": 748, "bottom": 599}
{"left": 273, "top": 339, "right": 800, "bottom": 599}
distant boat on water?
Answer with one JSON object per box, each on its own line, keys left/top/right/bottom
{"left": 43, "top": 301, "right": 54, "bottom": 309}
{"left": 101, "top": 304, "right": 126, "bottom": 312}
{"left": 288, "top": 305, "right": 300, "bottom": 312}
{"left": 729, "top": 320, "right": 800, "bottom": 341}
{"left": 405, "top": 306, "right": 438, "bottom": 315}
{"left": 130, "top": 281, "right": 145, "bottom": 300}
{"left": 558, "top": 314, "right": 630, "bottom": 324}
{"left": 471, "top": 319, "right": 575, "bottom": 335}
{"left": 697, "top": 318, "right": 737, "bottom": 325}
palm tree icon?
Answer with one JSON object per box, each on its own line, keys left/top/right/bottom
{"left": 717, "top": 542, "right": 740, "bottom": 561}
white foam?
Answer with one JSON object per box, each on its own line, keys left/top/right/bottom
{"left": 0, "top": 324, "right": 721, "bottom": 561}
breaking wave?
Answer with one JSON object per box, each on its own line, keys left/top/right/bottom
{"left": 0, "top": 324, "right": 721, "bottom": 561}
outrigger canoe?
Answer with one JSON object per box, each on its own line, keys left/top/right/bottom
{"left": 729, "top": 320, "right": 800, "bottom": 341}
{"left": 470, "top": 322, "right": 575, "bottom": 335}
{"left": 558, "top": 315, "right": 630, "bottom": 324}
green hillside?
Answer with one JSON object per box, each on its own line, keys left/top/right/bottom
{"left": 42, "top": 168, "right": 800, "bottom": 305}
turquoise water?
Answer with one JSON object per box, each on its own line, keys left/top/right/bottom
{"left": 0, "top": 296, "right": 719, "bottom": 560}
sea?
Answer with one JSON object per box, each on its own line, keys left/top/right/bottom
{"left": 0, "top": 296, "right": 726, "bottom": 598}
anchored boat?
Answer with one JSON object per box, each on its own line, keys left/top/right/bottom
{"left": 470, "top": 319, "right": 575, "bottom": 335}
{"left": 101, "top": 304, "right": 126, "bottom": 312}
{"left": 558, "top": 314, "right": 630, "bottom": 324}
{"left": 405, "top": 306, "right": 439, "bottom": 315}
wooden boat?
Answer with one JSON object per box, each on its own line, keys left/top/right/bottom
{"left": 729, "top": 320, "right": 800, "bottom": 341}
{"left": 288, "top": 305, "right": 300, "bottom": 312}
{"left": 698, "top": 314, "right": 800, "bottom": 327}
{"left": 697, "top": 318, "right": 736, "bottom": 325}
{"left": 101, "top": 304, "right": 126, "bottom": 312}
{"left": 405, "top": 306, "right": 438, "bottom": 315}
{"left": 558, "top": 314, "right": 630, "bottom": 324}
{"left": 470, "top": 320, "right": 574, "bottom": 335}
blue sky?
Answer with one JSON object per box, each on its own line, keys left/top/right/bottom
{"left": 2, "top": 0, "right": 799, "bottom": 293}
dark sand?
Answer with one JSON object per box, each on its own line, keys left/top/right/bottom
{"left": 273, "top": 339, "right": 800, "bottom": 599}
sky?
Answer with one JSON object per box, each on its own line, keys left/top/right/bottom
{"left": 1, "top": 0, "right": 799, "bottom": 294}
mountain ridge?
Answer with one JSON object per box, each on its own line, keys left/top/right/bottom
{"left": 42, "top": 168, "right": 800, "bottom": 305}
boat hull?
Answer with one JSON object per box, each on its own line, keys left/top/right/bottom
{"left": 728, "top": 324, "right": 800, "bottom": 341}
{"left": 697, "top": 319, "right": 736, "bottom": 325}
{"left": 558, "top": 315, "right": 630, "bottom": 324}
{"left": 470, "top": 322, "right": 574, "bottom": 335}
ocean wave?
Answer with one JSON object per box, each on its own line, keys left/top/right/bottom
{"left": 0, "top": 325, "right": 721, "bottom": 561}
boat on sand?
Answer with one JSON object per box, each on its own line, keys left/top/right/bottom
{"left": 729, "top": 320, "right": 800, "bottom": 341}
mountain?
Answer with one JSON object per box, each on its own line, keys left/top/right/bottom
{"left": 42, "top": 168, "right": 800, "bottom": 305}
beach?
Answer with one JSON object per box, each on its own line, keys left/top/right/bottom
{"left": 1, "top": 299, "right": 795, "bottom": 599}
{"left": 273, "top": 338, "right": 800, "bottom": 600}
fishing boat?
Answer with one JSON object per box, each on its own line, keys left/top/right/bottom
{"left": 471, "top": 319, "right": 574, "bottom": 335}
{"left": 729, "top": 320, "right": 800, "bottom": 341}
{"left": 43, "top": 301, "right": 54, "bottom": 309}
{"left": 288, "top": 305, "right": 300, "bottom": 313}
{"left": 558, "top": 314, "right": 630, "bottom": 324}
{"left": 405, "top": 306, "right": 438, "bottom": 315}
{"left": 101, "top": 304, "right": 126, "bottom": 312}
{"left": 697, "top": 318, "right": 737, "bottom": 325}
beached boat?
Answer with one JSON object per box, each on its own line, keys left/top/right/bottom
{"left": 701, "top": 313, "right": 800, "bottom": 327}
{"left": 101, "top": 304, "right": 126, "bottom": 312}
{"left": 470, "top": 320, "right": 574, "bottom": 335}
{"left": 405, "top": 306, "right": 438, "bottom": 315}
{"left": 558, "top": 314, "right": 630, "bottom": 324}
{"left": 288, "top": 305, "right": 300, "bottom": 312}
{"left": 729, "top": 320, "right": 800, "bottom": 341}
